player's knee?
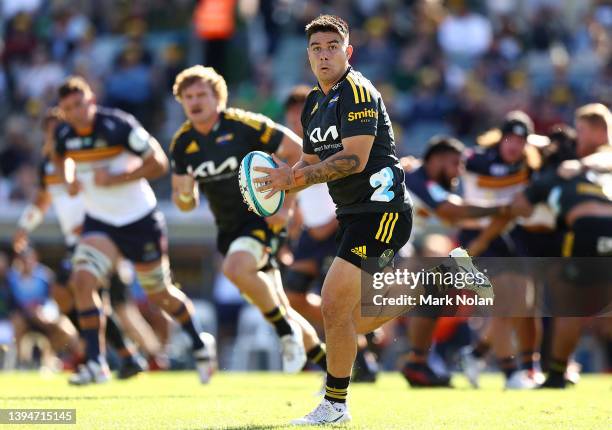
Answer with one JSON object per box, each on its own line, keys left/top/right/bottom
{"left": 71, "top": 243, "right": 113, "bottom": 288}
{"left": 320, "top": 295, "right": 348, "bottom": 325}
{"left": 224, "top": 237, "right": 268, "bottom": 282}
{"left": 136, "top": 260, "right": 171, "bottom": 295}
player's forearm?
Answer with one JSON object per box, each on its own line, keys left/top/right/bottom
{"left": 458, "top": 205, "right": 506, "bottom": 220}
{"left": 476, "top": 215, "right": 514, "bottom": 243}
{"left": 114, "top": 153, "right": 168, "bottom": 184}
{"left": 293, "top": 151, "right": 361, "bottom": 187}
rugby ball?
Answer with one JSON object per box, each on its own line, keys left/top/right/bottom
{"left": 239, "top": 151, "right": 285, "bottom": 217}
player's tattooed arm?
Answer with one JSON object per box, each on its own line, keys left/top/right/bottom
{"left": 254, "top": 135, "right": 373, "bottom": 196}
{"left": 294, "top": 152, "right": 361, "bottom": 185}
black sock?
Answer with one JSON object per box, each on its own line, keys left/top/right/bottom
{"left": 325, "top": 373, "right": 350, "bottom": 404}
{"left": 171, "top": 302, "right": 204, "bottom": 350}
{"left": 264, "top": 307, "right": 292, "bottom": 337}
{"left": 67, "top": 309, "right": 79, "bottom": 330}
{"left": 473, "top": 340, "right": 490, "bottom": 359}
{"left": 306, "top": 344, "right": 327, "bottom": 371}
{"left": 498, "top": 356, "right": 517, "bottom": 379}
{"left": 105, "top": 314, "right": 134, "bottom": 360}
{"left": 548, "top": 358, "right": 567, "bottom": 379}
{"left": 78, "top": 307, "right": 103, "bottom": 361}
{"left": 520, "top": 350, "right": 537, "bottom": 371}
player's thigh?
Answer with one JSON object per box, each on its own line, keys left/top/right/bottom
{"left": 320, "top": 257, "right": 362, "bottom": 319}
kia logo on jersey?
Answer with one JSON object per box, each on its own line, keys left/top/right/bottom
{"left": 310, "top": 126, "right": 338, "bottom": 143}
{"left": 188, "top": 156, "right": 239, "bottom": 178}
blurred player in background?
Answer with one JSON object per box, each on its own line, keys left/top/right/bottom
{"left": 169, "top": 66, "right": 327, "bottom": 374}
{"left": 6, "top": 247, "right": 80, "bottom": 368}
{"left": 458, "top": 112, "right": 547, "bottom": 389}
{"left": 53, "top": 76, "right": 216, "bottom": 385}
{"left": 402, "top": 135, "right": 507, "bottom": 387}
{"left": 14, "top": 109, "right": 150, "bottom": 378}
{"left": 484, "top": 103, "right": 612, "bottom": 388}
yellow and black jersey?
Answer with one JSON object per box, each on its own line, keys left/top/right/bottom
{"left": 525, "top": 169, "right": 612, "bottom": 228}
{"left": 54, "top": 107, "right": 152, "bottom": 162}
{"left": 301, "top": 66, "right": 411, "bottom": 216}
{"left": 170, "top": 108, "right": 285, "bottom": 231}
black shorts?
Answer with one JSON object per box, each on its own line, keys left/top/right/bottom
{"left": 560, "top": 217, "right": 612, "bottom": 285}
{"left": 82, "top": 210, "right": 167, "bottom": 264}
{"left": 510, "top": 225, "right": 563, "bottom": 258}
{"left": 292, "top": 229, "right": 337, "bottom": 269}
{"left": 336, "top": 210, "right": 412, "bottom": 274}
{"left": 217, "top": 216, "right": 283, "bottom": 259}
{"left": 563, "top": 217, "right": 612, "bottom": 257}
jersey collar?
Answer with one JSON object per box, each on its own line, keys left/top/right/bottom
{"left": 317, "top": 66, "right": 352, "bottom": 94}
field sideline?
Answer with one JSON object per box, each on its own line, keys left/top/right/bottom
{"left": 0, "top": 372, "right": 610, "bottom": 429}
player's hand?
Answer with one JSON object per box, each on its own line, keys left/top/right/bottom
{"left": 66, "top": 179, "right": 82, "bottom": 196}
{"left": 557, "top": 159, "right": 583, "bottom": 179}
{"left": 253, "top": 154, "right": 295, "bottom": 199}
{"left": 265, "top": 206, "right": 291, "bottom": 231}
{"left": 400, "top": 155, "right": 420, "bottom": 172}
{"left": 13, "top": 229, "right": 29, "bottom": 254}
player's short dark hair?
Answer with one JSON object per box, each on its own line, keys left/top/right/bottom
{"left": 423, "top": 135, "right": 465, "bottom": 162}
{"left": 284, "top": 85, "right": 311, "bottom": 110}
{"left": 545, "top": 123, "right": 577, "bottom": 166}
{"left": 305, "top": 15, "right": 349, "bottom": 43}
{"left": 58, "top": 75, "right": 93, "bottom": 100}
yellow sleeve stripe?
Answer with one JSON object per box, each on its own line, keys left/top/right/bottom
{"left": 348, "top": 73, "right": 372, "bottom": 104}
{"left": 346, "top": 75, "right": 360, "bottom": 104}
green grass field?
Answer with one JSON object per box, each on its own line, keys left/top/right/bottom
{"left": 0, "top": 371, "right": 610, "bottom": 429}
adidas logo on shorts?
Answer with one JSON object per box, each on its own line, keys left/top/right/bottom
{"left": 351, "top": 245, "right": 367, "bottom": 259}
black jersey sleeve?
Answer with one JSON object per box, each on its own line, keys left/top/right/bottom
{"left": 169, "top": 128, "right": 188, "bottom": 175}
{"left": 301, "top": 92, "right": 317, "bottom": 155}
{"left": 339, "top": 75, "right": 378, "bottom": 139}
{"left": 524, "top": 171, "right": 558, "bottom": 204}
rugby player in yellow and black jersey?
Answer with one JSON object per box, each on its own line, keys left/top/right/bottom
{"left": 253, "top": 15, "right": 415, "bottom": 425}
{"left": 169, "top": 65, "right": 327, "bottom": 374}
